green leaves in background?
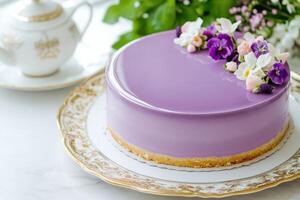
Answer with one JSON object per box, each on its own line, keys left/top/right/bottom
{"left": 103, "top": 0, "right": 165, "bottom": 24}
{"left": 103, "top": 0, "right": 236, "bottom": 49}
{"left": 149, "top": 0, "right": 176, "bottom": 33}
{"left": 208, "top": 0, "right": 236, "bottom": 18}
{"left": 111, "top": 32, "right": 141, "bottom": 49}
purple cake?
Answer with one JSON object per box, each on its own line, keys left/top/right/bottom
{"left": 106, "top": 30, "right": 290, "bottom": 168}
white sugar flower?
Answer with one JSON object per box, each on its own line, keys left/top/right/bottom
{"left": 174, "top": 32, "right": 193, "bottom": 46}
{"left": 216, "top": 18, "right": 241, "bottom": 35}
{"left": 234, "top": 52, "right": 271, "bottom": 80}
{"left": 256, "top": 53, "right": 272, "bottom": 70}
{"left": 251, "top": 68, "right": 266, "bottom": 78}
{"left": 234, "top": 62, "right": 253, "bottom": 80}
{"left": 186, "top": 18, "right": 203, "bottom": 35}
{"left": 225, "top": 61, "right": 238, "bottom": 72}
{"left": 235, "top": 53, "right": 257, "bottom": 80}
{"left": 246, "top": 74, "right": 265, "bottom": 92}
{"left": 174, "top": 18, "right": 203, "bottom": 47}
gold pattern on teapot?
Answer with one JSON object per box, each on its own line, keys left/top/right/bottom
{"left": 35, "top": 33, "right": 60, "bottom": 59}
{"left": 1, "top": 32, "right": 23, "bottom": 50}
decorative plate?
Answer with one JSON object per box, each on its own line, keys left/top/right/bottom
{"left": 57, "top": 73, "right": 300, "bottom": 198}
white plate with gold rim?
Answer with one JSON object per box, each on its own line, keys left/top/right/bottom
{"left": 0, "top": 43, "right": 108, "bottom": 91}
{"left": 57, "top": 73, "right": 300, "bottom": 198}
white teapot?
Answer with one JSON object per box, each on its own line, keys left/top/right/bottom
{"left": 0, "top": 0, "right": 92, "bottom": 77}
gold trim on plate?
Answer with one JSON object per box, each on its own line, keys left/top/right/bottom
{"left": 57, "top": 73, "right": 300, "bottom": 198}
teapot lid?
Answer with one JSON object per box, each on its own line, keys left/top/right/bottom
{"left": 13, "top": 0, "right": 63, "bottom": 22}
{"left": 3, "top": 0, "right": 72, "bottom": 30}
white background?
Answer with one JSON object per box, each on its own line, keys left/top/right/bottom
{"left": 0, "top": 1, "right": 300, "bottom": 199}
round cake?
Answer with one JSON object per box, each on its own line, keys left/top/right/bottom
{"left": 106, "top": 30, "right": 290, "bottom": 168}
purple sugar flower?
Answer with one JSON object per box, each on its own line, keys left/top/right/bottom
{"left": 207, "top": 34, "right": 234, "bottom": 60}
{"left": 175, "top": 26, "right": 182, "bottom": 38}
{"left": 203, "top": 25, "right": 216, "bottom": 40}
{"left": 258, "top": 84, "right": 274, "bottom": 94}
{"left": 226, "top": 50, "right": 239, "bottom": 64}
{"left": 251, "top": 40, "right": 269, "bottom": 58}
{"left": 267, "top": 63, "right": 289, "bottom": 85}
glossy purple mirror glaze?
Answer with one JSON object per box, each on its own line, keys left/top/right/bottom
{"left": 112, "top": 31, "right": 287, "bottom": 114}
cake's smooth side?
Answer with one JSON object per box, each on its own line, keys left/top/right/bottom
{"left": 108, "top": 121, "right": 289, "bottom": 168}
{"left": 106, "top": 82, "right": 289, "bottom": 158}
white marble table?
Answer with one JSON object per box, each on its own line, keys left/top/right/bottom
{"left": 0, "top": 1, "right": 300, "bottom": 200}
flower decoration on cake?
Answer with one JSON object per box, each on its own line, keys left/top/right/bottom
{"left": 174, "top": 17, "right": 290, "bottom": 94}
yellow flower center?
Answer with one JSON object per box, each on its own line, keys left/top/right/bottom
{"left": 243, "top": 68, "right": 251, "bottom": 78}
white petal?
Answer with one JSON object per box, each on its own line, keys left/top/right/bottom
{"left": 234, "top": 63, "right": 247, "bottom": 80}
{"left": 244, "top": 32, "right": 255, "bottom": 43}
{"left": 234, "top": 69, "right": 244, "bottom": 80}
{"left": 246, "top": 74, "right": 264, "bottom": 91}
{"left": 187, "top": 18, "right": 203, "bottom": 34}
{"left": 244, "top": 52, "right": 257, "bottom": 67}
{"left": 174, "top": 33, "right": 192, "bottom": 47}
{"left": 215, "top": 25, "right": 222, "bottom": 33}
{"left": 251, "top": 68, "right": 266, "bottom": 78}
{"left": 231, "top": 21, "right": 241, "bottom": 32}
{"left": 256, "top": 53, "right": 272, "bottom": 69}
{"left": 195, "top": 18, "right": 203, "bottom": 28}
{"left": 217, "top": 18, "right": 232, "bottom": 33}
{"left": 217, "top": 18, "right": 232, "bottom": 27}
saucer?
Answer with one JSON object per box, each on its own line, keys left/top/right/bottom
{"left": 57, "top": 73, "right": 300, "bottom": 198}
{"left": 0, "top": 43, "right": 109, "bottom": 91}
